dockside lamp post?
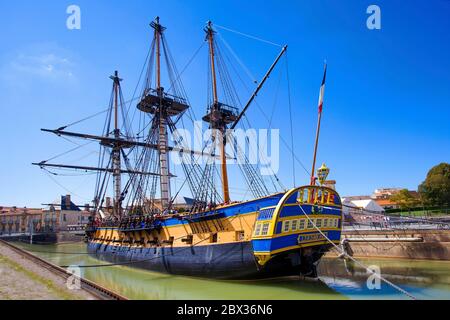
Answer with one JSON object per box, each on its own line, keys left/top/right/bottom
{"left": 317, "top": 163, "right": 330, "bottom": 186}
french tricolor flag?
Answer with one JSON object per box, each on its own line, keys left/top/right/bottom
{"left": 318, "top": 63, "right": 327, "bottom": 114}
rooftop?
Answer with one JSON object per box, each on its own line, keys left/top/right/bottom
{"left": 0, "top": 206, "right": 45, "bottom": 215}
{"left": 375, "top": 199, "right": 398, "bottom": 206}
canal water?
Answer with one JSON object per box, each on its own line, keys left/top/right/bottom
{"left": 14, "top": 242, "right": 450, "bottom": 300}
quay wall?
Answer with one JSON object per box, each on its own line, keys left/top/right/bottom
{"left": 326, "top": 229, "right": 450, "bottom": 261}
{"left": 0, "top": 232, "right": 84, "bottom": 244}
{"left": 0, "top": 232, "right": 57, "bottom": 244}
{"left": 56, "top": 231, "right": 84, "bottom": 243}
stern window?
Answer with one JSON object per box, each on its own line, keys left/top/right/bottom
{"left": 283, "top": 221, "right": 291, "bottom": 233}
{"left": 291, "top": 220, "right": 298, "bottom": 231}
{"left": 335, "top": 219, "right": 340, "bottom": 228}
{"left": 316, "top": 219, "right": 322, "bottom": 228}
{"left": 261, "top": 223, "right": 270, "bottom": 236}
{"left": 254, "top": 223, "right": 262, "bottom": 236}
{"left": 299, "top": 219, "right": 306, "bottom": 230}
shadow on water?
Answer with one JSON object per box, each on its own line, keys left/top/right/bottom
{"left": 12, "top": 242, "right": 450, "bottom": 300}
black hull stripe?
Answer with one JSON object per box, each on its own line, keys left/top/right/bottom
{"left": 87, "top": 241, "right": 311, "bottom": 279}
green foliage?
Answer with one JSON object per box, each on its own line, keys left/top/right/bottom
{"left": 385, "top": 207, "right": 449, "bottom": 216}
{"left": 390, "top": 189, "right": 419, "bottom": 210}
{"left": 418, "top": 163, "right": 450, "bottom": 206}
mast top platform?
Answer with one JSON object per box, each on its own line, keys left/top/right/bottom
{"left": 138, "top": 16, "right": 189, "bottom": 117}
{"left": 202, "top": 20, "right": 239, "bottom": 129}
{"left": 137, "top": 88, "right": 189, "bottom": 116}
{"left": 202, "top": 102, "right": 239, "bottom": 128}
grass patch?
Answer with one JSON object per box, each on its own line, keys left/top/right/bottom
{"left": 0, "top": 254, "right": 81, "bottom": 300}
{"left": 398, "top": 210, "right": 449, "bottom": 217}
{"left": 386, "top": 207, "right": 450, "bottom": 217}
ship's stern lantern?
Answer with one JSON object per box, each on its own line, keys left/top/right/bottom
{"left": 317, "top": 163, "right": 330, "bottom": 185}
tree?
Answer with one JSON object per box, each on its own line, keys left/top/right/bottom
{"left": 418, "top": 163, "right": 450, "bottom": 207}
{"left": 390, "top": 189, "right": 419, "bottom": 211}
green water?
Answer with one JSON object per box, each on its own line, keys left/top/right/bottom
{"left": 13, "top": 242, "right": 450, "bottom": 300}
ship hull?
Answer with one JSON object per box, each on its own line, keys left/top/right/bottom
{"left": 86, "top": 186, "right": 342, "bottom": 279}
{"left": 87, "top": 240, "right": 328, "bottom": 279}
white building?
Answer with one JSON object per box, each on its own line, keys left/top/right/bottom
{"left": 371, "top": 188, "right": 403, "bottom": 200}
{"left": 172, "top": 196, "right": 196, "bottom": 211}
{"left": 342, "top": 198, "right": 385, "bottom": 216}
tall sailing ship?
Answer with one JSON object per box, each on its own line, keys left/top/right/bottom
{"left": 35, "top": 18, "right": 343, "bottom": 279}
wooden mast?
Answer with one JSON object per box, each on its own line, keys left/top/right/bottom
{"left": 155, "top": 16, "right": 161, "bottom": 90}
{"left": 207, "top": 21, "right": 219, "bottom": 105}
{"left": 310, "top": 62, "right": 327, "bottom": 186}
{"left": 206, "top": 21, "right": 230, "bottom": 204}
{"left": 310, "top": 113, "right": 322, "bottom": 186}
{"left": 152, "top": 17, "right": 171, "bottom": 210}
{"left": 111, "top": 71, "right": 122, "bottom": 217}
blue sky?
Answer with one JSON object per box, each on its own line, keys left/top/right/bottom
{"left": 0, "top": 0, "right": 449, "bottom": 207}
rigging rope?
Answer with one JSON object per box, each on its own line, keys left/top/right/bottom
{"left": 123, "top": 43, "right": 153, "bottom": 132}
{"left": 285, "top": 53, "right": 296, "bottom": 187}
{"left": 214, "top": 33, "right": 283, "bottom": 194}
{"left": 214, "top": 24, "right": 283, "bottom": 48}
{"left": 42, "top": 141, "right": 96, "bottom": 163}
{"left": 216, "top": 30, "right": 258, "bottom": 84}
{"left": 213, "top": 31, "right": 310, "bottom": 180}
{"left": 43, "top": 169, "right": 92, "bottom": 201}
{"left": 167, "top": 41, "right": 206, "bottom": 93}
{"left": 56, "top": 108, "right": 109, "bottom": 131}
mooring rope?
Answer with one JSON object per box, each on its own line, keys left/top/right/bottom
{"left": 297, "top": 204, "right": 418, "bottom": 300}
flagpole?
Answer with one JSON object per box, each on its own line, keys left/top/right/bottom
{"left": 310, "top": 62, "right": 327, "bottom": 186}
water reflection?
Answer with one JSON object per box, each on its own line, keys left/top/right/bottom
{"left": 14, "top": 242, "right": 450, "bottom": 300}
{"left": 318, "top": 257, "right": 450, "bottom": 300}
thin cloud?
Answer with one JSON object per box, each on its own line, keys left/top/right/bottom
{"left": 9, "top": 52, "right": 75, "bottom": 80}
{"left": 0, "top": 44, "right": 78, "bottom": 88}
